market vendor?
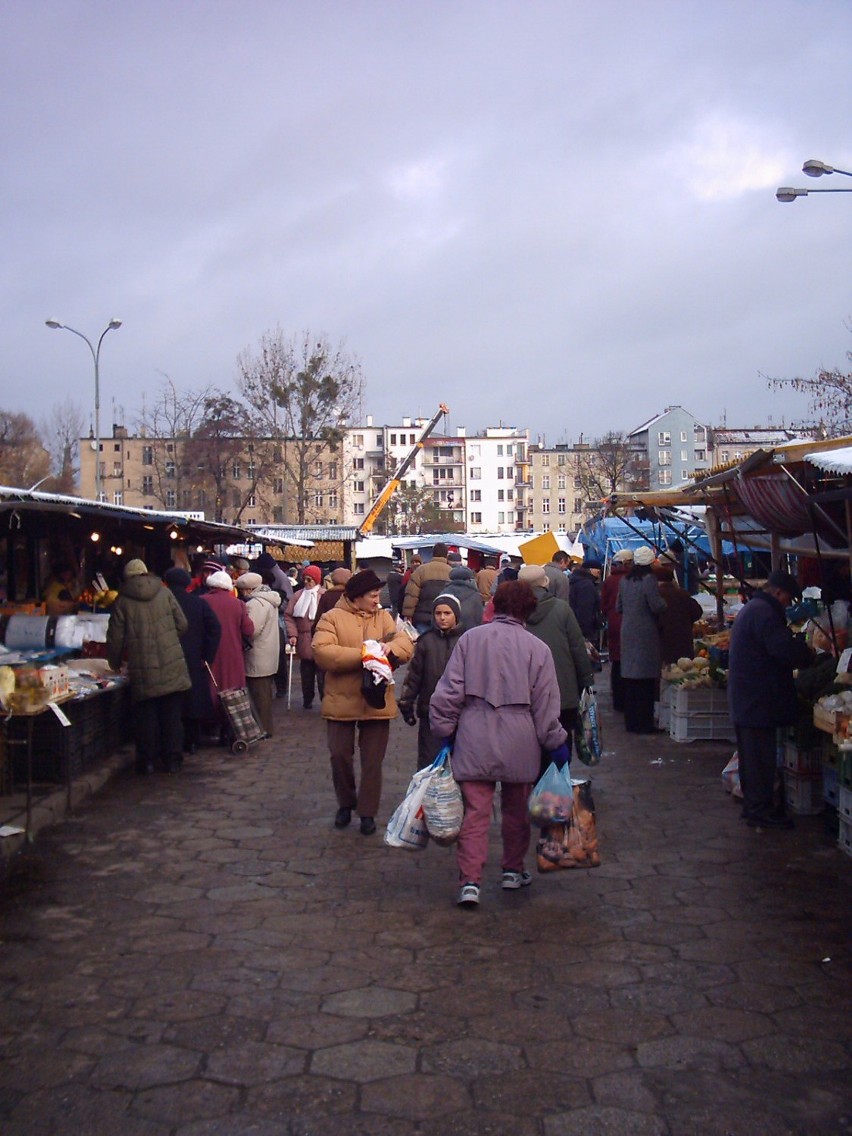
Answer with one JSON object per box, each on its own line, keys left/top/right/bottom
{"left": 728, "top": 570, "right": 814, "bottom": 830}
{"left": 42, "top": 562, "right": 82, "bottom": 614}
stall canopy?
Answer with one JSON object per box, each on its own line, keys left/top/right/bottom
{"left": 580, "top": 515, "right": 739, "bottom": 563}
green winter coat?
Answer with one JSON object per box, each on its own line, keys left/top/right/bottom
{"left": 107, "top": 574, "right": 191, "bottom": 702}
{"left": 525, "top": 586, "right": 594, "bottom": 711}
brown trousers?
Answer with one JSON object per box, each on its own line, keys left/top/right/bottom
{"left": 327, "top": 719, "right": 390, "bottom": 818}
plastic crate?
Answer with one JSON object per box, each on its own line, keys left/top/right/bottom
{"left": 671, "top": 686, "right": 729, "bottom": 715}
{"left": 821, "top": 736, "right": 841, "bottom": 770}
{"left": 669, "top": 711, "right": 736, "bottom": 744}
{"left": 839, "top": 785, "right": 852, "bottom": 824}
{"left": 841, "top": 750, "right": 852, "bottom": 791}
{"left": 823, "top": 766, "right": 840, "bottom": 808}
{"left": 784, "top": 771, "right": 824, "bottom": 816}
{"left": 839, "top": 816, "right": 852, "bottom": 858}
{"left": 783, "top": 742, "right": 823, "bottom": 776}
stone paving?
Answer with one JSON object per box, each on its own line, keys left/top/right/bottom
{"left": 1, "top": 671, "right": 851, "bottom": 1135}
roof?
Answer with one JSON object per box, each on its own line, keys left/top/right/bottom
{"left": 249, "top": 524, "right": 360, "bottom": 543}
{"left": 712, "top": 428, "right": 808, "bottom": 446}
{"left": 803, "top": 446, "right": 852, "bottom": 475}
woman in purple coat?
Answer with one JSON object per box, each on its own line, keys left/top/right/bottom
{"left": 429, "top": 580, "right": 568, "bottom": 909}
{"left": 201, "top": 571, "right": 254, "bottom": 730}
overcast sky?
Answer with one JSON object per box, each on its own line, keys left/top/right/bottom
{"left": 3, "top": 0, "right": 850, "bottom": 448}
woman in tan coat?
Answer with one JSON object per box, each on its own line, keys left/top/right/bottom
{"left": 312, "top": 569, "right": 414, "bottom": 835}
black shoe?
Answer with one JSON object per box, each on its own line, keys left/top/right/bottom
{"left": 745, "top": 812, "right": 795, "bottom": 830}
{"left": 360, "top": 816, "right": 376, "bottom": 836}
{"left": 334, "top": 807, "right": 352, "bottom": 828}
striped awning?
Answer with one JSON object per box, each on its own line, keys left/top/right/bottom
{"left": 734, "top": 474, "right": 815, "bottom": 537}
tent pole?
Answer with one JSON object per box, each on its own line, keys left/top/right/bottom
{"left": 706, "top": 507, "right": 725, "bottom": 626}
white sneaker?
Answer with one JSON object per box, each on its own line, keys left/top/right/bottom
{"left": 501, "top": 870, "right": 533, "bottom": 890}
{"left": 457, "top": 882, "right": 481, "bottom": 907}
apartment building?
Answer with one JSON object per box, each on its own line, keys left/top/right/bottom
{"left": 464, "top": 426, "right": 530, "bottom": 534}
{"left": 627, "top": 406, "right": 710, "bottom": 489}
{"left": 526, "top": 444, "right": 584, "bottom": 533}
{"left": 708, "top": 426, "right": 822, "bottom": 469}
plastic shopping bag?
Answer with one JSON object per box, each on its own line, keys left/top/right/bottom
{"left": 421, "top": 746, "right": 464, "bottom": 846}
{"left": 384, "top": 765, "right": 433, "bottom": 850}
{"left": 536, "top": 778, "right": 601, "bottom": 871}
{"left": 721, "top": 752, "right": 742, "bottom": 799}
{"left": 574, "top": 687, "right": 602, "bottom": 766}
{"left": 528, "top": 762, "right": 574, "bottom": 828}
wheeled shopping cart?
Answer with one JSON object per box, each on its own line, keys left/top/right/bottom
{"left": 206, "top": 664, "right": 267, "bottom": 754}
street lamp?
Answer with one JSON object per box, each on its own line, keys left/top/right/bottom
{"left": 45, "top": 318, "right": 122, "bottom": 501}
{"left": 776, "top": 157, "right": 852, "bottom": 202}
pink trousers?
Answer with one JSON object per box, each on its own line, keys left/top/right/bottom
{"left": 456, "top": 780, "right": 533, "bottom": 885}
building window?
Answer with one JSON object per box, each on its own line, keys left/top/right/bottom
{"left": 695, "top": 449, "right": 706, "bottom": 462}
{"left": 232, "top": 489, "right": 241, "bottom": 508}
{"left": 165, "top": 461, "right": 176, "bottom": 479}
{"left": 659, "top": 469, "right": 672, "bottom": 486}
{"left": 166, "top": 490, "right": 176, "bottom": 508}
{"left": 506, "top": 444, "right": 514, "bottom": 456}
{"left": 470, "top": 467, "right": 481, "bottom": 479}
{"left": 232, "top": 462, "right": 241, "bottom": 479}
{"left": 574, "top": 476, "right": 582, "bottom": 489}
{"left": 142, "top": 446, "right": 153, "bottom": 466}
{"left": 314, "top": 461, "right": 323, "bottom": 477}
{"left": 557, "top": 474, "right": 566, "bottom": 490}
{"left": 354, "top": 502, "right": 365, "bottom": 515}
{"left": 558, "top": 497, "right": 566, "bottom": 514}
{"left": 497, "top": 489, "right": 504, "bottom": 501}
{"left": 497, "top": 444, "right": 503, "bottom": 456}
{"left": 112, "top": 462, "right": 122, "bottom": 477}
{"left": 543, "top": 522, "right": 551, "bottom": 532}
{"left": 353, "top": 480, "right": 365, "bottom": 493}
{"left": 506, "top": 489, "right": 513, "bottom": 501}
{"left": 470, "top": 489, "right": 481, "bottom": 502}
{"left": 574, "top": 497, "right": 583, "bottom": 512}
{"left": 680, "top": 450, "right": 688, "bottom": 462}
{"left": 275, "top": 477, "right": 284, "bottom": 494}
{"left": 695, "top": 427, "right": 706, "bottom": 442}
{"left": 142, "top": 475, "right": 153, "bottom": 496}
{"left": 113, "top": 491, "right": 123, "bottom": 505}
{"left": 497, "top": 467, "right": 504, "bottom": 479}
{"left": 680, "top": 431, "right": 687, "bottom": 442}
{"left": 314, "top": 491, "right": 324, "bottom": 507}
{"left": 390, "top": 433, "right": 397, "bottom": 445}
{"left": 681, "top": 472, "right": 690, "bottom": 482}
{"left": 557, "top": 453, "right": 566, "bottom": 466}
{"left": 541, "top": 454, "right": 550, "bottom": 466}
{"left": 471, "top": 511, "right": 482, "bottom": 524}
{"left": 328, "top": 462, "right": 338, "bottom": 479}
{"left": 658, "top": 432, "right": 671, "bottom": 446}
{"left": 353, "top": 434, "right": 364, "bottom": 448}
{"left": 328, "top": 491, "right": 338, "bottom": 508}
{"left": 506, "top": 465, "right": 514, "bottom": 481}
{"left": 542, "top": 475, "right": 550, "bottom": 489}
{"left": 376, "top": 434, "right": 382, "bottom": 447}
{"left": 353, "top": 457, "right": 365, "bottom": 470}
{"left": 498, "top": 511, "right": 505, "bottom": 524}
{"left": 659, "top": 450, "right": 671, "bottom": 466}
{"left": 542, "top": 497, "right": 550, "bottom": 514}
{"left": 246, "top": 463, "right": 255, "bottom": 480}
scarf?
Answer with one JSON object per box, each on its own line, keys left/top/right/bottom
{"left": 293, "top": 585, "right": 319, "bottom": 621}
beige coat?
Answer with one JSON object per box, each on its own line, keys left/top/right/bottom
{"left": 312, "top": 597, "right": 414, "bottom": 720}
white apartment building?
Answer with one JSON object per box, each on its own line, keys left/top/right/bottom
{"left": 341, "top": 416, "right": 431, "bottom": 526}
{"left": 465, "top": 426, "right": 530, "bottom": 534}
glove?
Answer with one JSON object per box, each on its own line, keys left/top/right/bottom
{"left": 401, "top": 707, "right": 417, "bottom": 727}
{"left": 547, "top": 743, "right": 571, "bottom": 771}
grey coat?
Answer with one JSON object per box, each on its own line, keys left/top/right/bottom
{"left": 525, "top": 587, "right": 594, "bottom": 710}
{"left": 617, "top": 571, "right": 667, "bottom": 680}
{"left": 107, "top": 574, "right": 191, "bottom": 702}
{"left": 429, "top": 615, "right": 567, "bottom": 783}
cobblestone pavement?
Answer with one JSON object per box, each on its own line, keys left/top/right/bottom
{"left": 1, "top": 671, "right": 851, "bottom": 1135}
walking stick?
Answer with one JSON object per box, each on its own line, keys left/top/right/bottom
{"left": 287, "top": 645, "right": 294, "bottom": 710}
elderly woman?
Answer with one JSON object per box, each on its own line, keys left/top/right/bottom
{"left": 201, "top": 570, "right": 255, "bottom": 739}
{"left": 429, "top": 580, "right": 568, "bottom": 909}
{"left": 312, "top": 570, "right": 414, "bottom": 835}
{"left": 164, "top": 567, "right": 222, "bottom": 756}
{"left": 284, "top": 564, "right": 325, "bottom": 709}
{"left": 617, "top": 546, "right": 667, "bottom": 734}
{"left": 235, "top": 571, "right": 282, "bottom": 737}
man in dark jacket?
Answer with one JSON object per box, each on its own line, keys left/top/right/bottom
{"left": 403, "top": 543, "right": 452, "bottom": 632}
{"left": 728, "top": 571, "right": 813, "bottom": 829}
{"left": 543, "top": 550, "right": 571, "bottom": 600}
{"left": 442, "top": 564, "right": 485, "bottom": 631}
{"left": 164, "top": 568, "right": 222, "bottom": 756}
{"left": 568, "top": 560, "right": 601, "bottom": 642}
{"left": 107, "top": 559, "right": 191, "bottom": 774}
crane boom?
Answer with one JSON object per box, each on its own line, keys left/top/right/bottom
{"left": 357, "top": 404, "right": 450, "bottom": 535}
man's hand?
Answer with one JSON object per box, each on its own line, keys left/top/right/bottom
{"left": 400, "top": 707, "right": 417, "bottom": 727}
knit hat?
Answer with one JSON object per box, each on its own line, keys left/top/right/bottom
{"left": 584, "top": 558, "right": 603, "bottom": 571}
{"left": 634, "top": 546, "right": 656, "bottom": 567}
{"left": 164, "top": 567, "right": 191, "bottom": 588}
{"left": 302, "top": 565, "right": 322, "bottom": 585}
{"left": 447, "top": 550, "right": 463, "bottom": 564}
{"left": 499, "top": 553, "right": 511, "bottom": 566}
{"left": 253, "top": 551, "right": 277, "bottom": 571}
{"left": 612, "top": 549, "right": 634, "bottom": 563}
{"left": 235, "top": 571, "right": 263, "bottom": 591}
{"left": 518, "top": 564, "right": 548, "bottom": 588}
{"left": 206, "top": 570, "right": 234, "bottom": 590}
{"left": 432, "top": 593, "right": 461, "bottom": 623}
{"left": 345, "top": 569, "right": 383, "bottom": 599}
{"left": 231, "top": 557, "right": 250, "bottom": 573}
{"left": 202, "top": 559, "right": 225, "bottom": 574}
{"left": 766, "top": 570, "right": 802, "bottom": 599}
{"left": 124, "top": 559, "right": 148, "bottom": 579}
{"left": 331, "top": 567, "right": 352, "bottom": 586}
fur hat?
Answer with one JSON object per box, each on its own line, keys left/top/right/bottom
{"left": 302, "top": 565, "right": 322, "bottom": 585}
{"left": 235, "top": 572, "right": 263, "bottom": 591}
{"left": 123, "top": 559, "right": 148, "bottom": 579}
{"left": 206, "top": 570, "right": 234, "bottom": 590}
{"left": 634, "top": 546, "right": 656, "bottom": 567}
{"left": 518, "top": 564, "right": 548, "bottom": 588}
{"left": 345, "top": 569, "right": 383, "bottom": 599}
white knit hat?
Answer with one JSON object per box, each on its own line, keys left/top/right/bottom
{"left": 206, "top": 570, "right": 234, "bottom": 590}
{"left": 634, "top": 546, "right": 656, "bottom": 567}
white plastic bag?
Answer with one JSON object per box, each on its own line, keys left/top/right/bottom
{"left": 384, "top": 765, "right": 433, "bottom": 850}
{"left": 421, "top": 747, "right": 464, "bottom": 846}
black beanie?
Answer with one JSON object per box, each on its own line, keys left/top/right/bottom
{"left": 345, "top": 569, "right": 383, "bottom": 599}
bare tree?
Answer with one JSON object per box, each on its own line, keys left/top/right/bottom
{"left": 575, "top": 431, "right": 645, "bottom": 506}
{"left": 237, "top": 329, "right": 364, "bottom": 523}
{"left": 0, "top": 411, "right": 52, "bottom": 489}
{"left": 40, "top": 397, "right": 84, "bottom": 493}
{"left": 767, "top": 330, "right": 852, "bottom": 437}
{"left": 135, "top": 377, "right": 214, "bottom": 509}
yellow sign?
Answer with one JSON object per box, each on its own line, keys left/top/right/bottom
{"left": 518, "top": 531, "right": 560, "bottom": 565}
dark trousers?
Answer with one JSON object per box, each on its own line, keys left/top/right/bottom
{"left": 735, "top": 725, "right": 780, "bottom": 819}
{"left": 134, "top": 691, "right": 184, "bottom": 771}
{"left": 610, "top": 660, "right": 624, "bottom": 711}
{"left": 416, "top": 716, "right": 446, "bottom": 770}
{"left": 623, "top": 678, "right": 656, "bottom": 734}
{"left": 300, "top": 658, "right": 317, "bottom": 707}
{"left": 327, "top": 719, "right": 390, "bottom": 818}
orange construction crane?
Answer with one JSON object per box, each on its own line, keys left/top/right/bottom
{"left": 357, "top": 404, "right": 450, "bottom": 535}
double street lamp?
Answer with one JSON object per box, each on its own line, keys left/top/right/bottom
{"left": 776, "top": 157, "right": 852, "bottom": 202}
{"left": 45, "top": 318, "right": 122, "bottom": 501}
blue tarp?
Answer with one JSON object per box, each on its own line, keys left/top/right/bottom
{"left": 580, "top": 516, "right": 741, "bottom": 562}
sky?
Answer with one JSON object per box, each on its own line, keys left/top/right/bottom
{"left": 2, "top": 0, "right": 851, "bottom": 449}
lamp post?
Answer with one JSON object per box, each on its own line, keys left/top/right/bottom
{"left": 777, "top": 157, "right": 852, "bottom": 202}
{"left": 45, "top": 318, "right": 122, "bottom": 501}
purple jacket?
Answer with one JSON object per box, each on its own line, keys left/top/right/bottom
{"left": 429, "top": 614, "right": 567, "bottom": 783}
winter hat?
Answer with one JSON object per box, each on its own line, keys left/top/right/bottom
{"left": 235, "top": 572, "right": 263, "bottom": 591}
{"left": 447, "top": 550, "right": 463, "bottom": 564}
{"left": 499, "top": 553, "right": 511, "bottom": 566}
{"left": 164, "top": 567, "right": 191, "bottom": 588}
{"left": 518, "top": 564, "right": 548, "bottom": 588}
{"left": 433, "top": 593, "right": 461, "bottom": 622}
{"left": 449, "top": 565, "right": 474, "bottom": 581}
{"left": 231, "top": 557, "right": 250, "bottom": 573}
{"left": 302, "top": 565, "right": 322, "bottom": 585}
{"left": 766, "top": 570, "right": 802, "bottom": 599}
{"left": 345, "top": 569, "right": 383, "bottom": 599}
{"left": 613, "top": 549, "right": 634, "bottom": 563}
{"left": 253, "top": 551, "right": 277, "bottom": 571}
{"left": 584, "top": 558, "right": 603, "bottom": 571}
{"left": 634, "top": 546, "right": 656, "bottom": 567}
{"left": 202, "top": 559, "right": 225, "bottom": 574}
{"left": 124, "top": 559, "right": 148, "bottom": 579}
{"left": 331, "top": 567, "right": 352, "bottom": 586}
{"left": 206, "top": 570, "right": 235, "bottom": 590}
